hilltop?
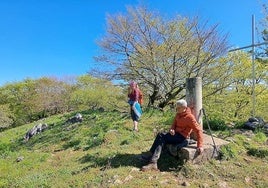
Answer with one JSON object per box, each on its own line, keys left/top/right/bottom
{"left": 0, "top": 109, "right": 268, "bottom": 187}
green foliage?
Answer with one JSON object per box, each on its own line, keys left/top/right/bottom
{"left": 70, "top": 75, "right": 125, "bottom": 111}
{"left": 0, "top": 78, "right": 71, "bottom": 127}
{"left": 252, "top": 131, "right": 267, "bottom": 143}
{"left": 0, "top": 104, "right": 14, "bottom": 129}
{"left": 218, "top": 131, "right": 267, "bottom": 160}
{"left": 233, "top": 134, "right": 250, "bottom": 147}
{"left": 0, "top": 75, "right": 127, "bottom": 130}
{"left": 96, "top": 5, "right": 231, "bottom": 109}
{"left": 0, "top": 108, "right": 268, "bottom": 187}
{"left": 233, "top": 121, "right": 245, "bottom": 129}
{"left": 85, "top": 132, "right": 104, "bottom": 150}
{"left": 159, "top": 110, "right": 175, "bottom": 125}
{"left": 203, "top": 51, "right": 268, "bottom": 122}
{"left": 0, "top": 3, "right": 267, "bottom": 186}
{"left": 247, "top": 147, "right": 268, "bottom": 158}
{"left": 203, "top": 118, "right": 228, "bottom": 131}
{"left": 0, "top": 142, "right": 12, "bottom": 158}
{"left": 223, "top": 132, "right": 267, "bottom": 159}
{"left": 219, "top": 144, "right": 239, "bottom": 160}
{"left": 62, "top": 139, "right": 81, "bottom": 150}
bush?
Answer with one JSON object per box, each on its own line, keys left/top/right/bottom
{"left": 219, "top": 144, "right": 239, "bottom": 160}
{"left": 247, "top": 147, "right": 268, "bottom": 158}
{"left": 253, "top": 131, "right": 267, "bottom": 143}
{"left": 203, "top": 118, "right": 227, "bottom": 131}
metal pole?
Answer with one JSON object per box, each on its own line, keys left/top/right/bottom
{"left": 252, "top": 15, "right": 256, "bottom": 117}
{"left": 228, "top": 15, "right": 267, "bottom": 118}
{"left": 228, "top": 41, "right": 268, "bottom": 52}
{"left": 202, "top": 108, "right": 218, "bottom": 157}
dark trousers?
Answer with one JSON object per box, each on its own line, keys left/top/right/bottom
{"left": 130, "top": 108, "right": 139, "bottom": 121}
{"left": 149, "top": 132, "right": 186, "bottom": 163}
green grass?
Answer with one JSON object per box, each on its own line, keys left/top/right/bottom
{"left": 0, "top": 109, "right": 267, "bottom": 187}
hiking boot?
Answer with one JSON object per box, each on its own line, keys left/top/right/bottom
{"left": 141, "top": 151, "right": 152, "bottom": 161}
{"left": 141, "top": 162, "right": 159, "bottom": 172}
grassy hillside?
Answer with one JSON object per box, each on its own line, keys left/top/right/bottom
{"left": 0, "top": 109, "right": 267, "bottom": 188}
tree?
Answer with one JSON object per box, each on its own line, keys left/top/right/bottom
{"left": 256, "top": 3, "right": 268, "bottom": 66}
{"left": 203, "top": 50, "right": 268, "bottom": 121}
{"left": 0, "top": 79, "right": 37, "bottom": 125}
{"left": 93, "top": 6, "right": 229, "bottom": 108}
{"left": 0, "top": 77, "right": 73, "bottom": 126}
{"left": 69, "top": 75, "right": 126, "bottom": 111}
{"left": 0, "top": 104, "right": 14, "bottom": 129}
{"left": 29, "top": 77, "right": 73, "bottom": 118}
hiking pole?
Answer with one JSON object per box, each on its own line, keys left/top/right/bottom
{"left": 201, "top": 108, "right": 219, "bottom": 156}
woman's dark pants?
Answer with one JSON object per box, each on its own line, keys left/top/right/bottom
{"left": 149, "top": 132, "right": 186, "bottom": 163}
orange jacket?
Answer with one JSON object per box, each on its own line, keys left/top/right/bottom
{"left": 170, "top": 107, "right": 203, "bottom": 148}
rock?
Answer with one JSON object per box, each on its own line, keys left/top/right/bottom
{"left": 16, "top": 156, "right": 24, "bottom": 162}
{"left": 66, "top": 113, "right": 83, "bottom": 124}
{"left": 167, "top": 134, "right": 229, "bottom": 164}
{"left": 181, "top": 181, "right": 190, "bottom": 186}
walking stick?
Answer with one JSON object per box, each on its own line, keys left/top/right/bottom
{"left": 202, "top": 108, "right": 219, "bottom": 156}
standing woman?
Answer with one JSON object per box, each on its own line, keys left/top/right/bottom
{"left": 128, "top": 81, "right": 142, "bottom": 131}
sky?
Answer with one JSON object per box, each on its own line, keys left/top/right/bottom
{"left": 0, "top": 0, "right": 266, "bottom": 86}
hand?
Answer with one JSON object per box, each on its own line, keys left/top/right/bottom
{"left": 197, "top": 147, "right": 204, "bottom": 155}
{"left": 169, "top": 129, "right": 175, "bottom": 136}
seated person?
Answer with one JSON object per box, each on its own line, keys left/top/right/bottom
{"left": 141, "top": 99, "right": 204, "bottom": 171}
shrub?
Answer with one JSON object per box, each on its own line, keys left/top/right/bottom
{"left": 247, "top": 147, "right": 268, "bottom": 158}
{"left": 253, "top": 131, "right": 267, "bottom": 143}
{"left": 62, "top": 139, "right": 81, "bottom": 150}
{"left": 203, "top": 118, "right": 227, "bottom": 131}
{"left": 219, "top": 144, "right": 239, "bottom": 160}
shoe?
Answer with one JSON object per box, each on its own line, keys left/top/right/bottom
{"left": 141, "top": 151, "right": 152, "bottom": 161}
{"left": 141, "top": 162, "right": 159, "bottom": 172}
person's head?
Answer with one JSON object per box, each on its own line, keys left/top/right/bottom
{"left": 129, "top": 81, "right": 137, "bottom": 88}
{"left": 176, "top": 99, "right": 187, "bottom": 113}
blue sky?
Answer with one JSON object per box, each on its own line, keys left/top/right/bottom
{"left": 0, "top": 0, "right": 265, "bottom": 86}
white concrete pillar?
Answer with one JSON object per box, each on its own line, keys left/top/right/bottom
{"left": 186, "top": 77, "right": 203, "bottom": 130}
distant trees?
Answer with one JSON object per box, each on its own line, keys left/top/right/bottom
{"left": 69, "top": 75, "right": 125, "bottom": 111}
{"left": 1, "top": 5, "right": 267, "bottom": 129}
{"left": 0, "top": 78, "right": 72, "bottom": 126}
{"left": 0, "top": 75, "right": 125, "bottom": 128}
{"left": 93, "top": 6, "right": 229, "bottom": 108}
{"left": 0, "top": 104, "right": 14, "bottom": 129}
{"left": 25, "top": 78, "right": 73, "bottom": 118}
{"left": 203, "top": 51, "right": 268, "bottom": 121}
{"left": 0, "top": 79, "right": 36, "bottom": 125}
{"left": 202, "top": 3, "right": 268, "bottom": 121}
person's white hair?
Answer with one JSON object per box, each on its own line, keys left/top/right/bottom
{"left": 176, "top": 99, "right": 187, "bottom": 107}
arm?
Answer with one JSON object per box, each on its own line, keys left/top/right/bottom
{"left": 170, "top": 116, "right": 177, "bottom": 131}
{"left": 170, "top": 116, "right": 177, "bottom": 135}
{"left": 188, "top": 116, "right": 204, "bottom": 154}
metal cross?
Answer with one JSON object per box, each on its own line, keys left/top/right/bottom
{"left": 229, "top": 15, "right": 268, "bottom": 117}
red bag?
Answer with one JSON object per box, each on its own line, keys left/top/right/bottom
{"left": 138, "top": 90, "right": 143, "bottom": 105}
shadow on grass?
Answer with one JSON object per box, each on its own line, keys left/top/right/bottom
{"left": 75, "top": 151, "right": 184, "bottom": 175}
